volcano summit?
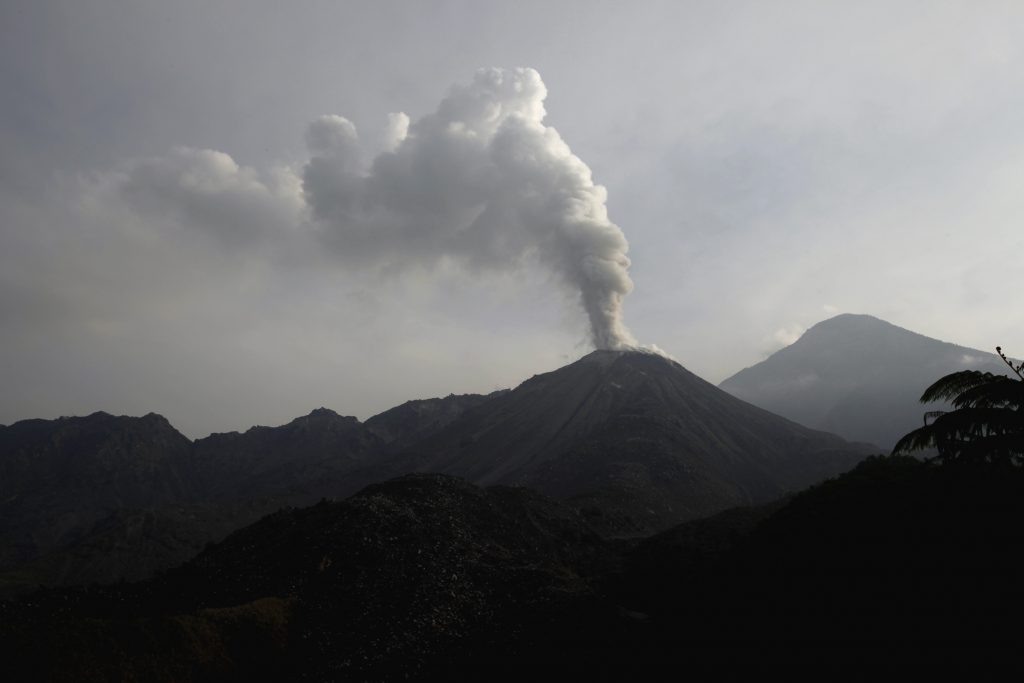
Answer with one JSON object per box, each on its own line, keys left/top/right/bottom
{"left": 365, "top": 349, "right": 875, "bottom": 535}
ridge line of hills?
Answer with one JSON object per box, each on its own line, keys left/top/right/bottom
{"left": 2, "top": 346, "right": 873, "bottom": 594}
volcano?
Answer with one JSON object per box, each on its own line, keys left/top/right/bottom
{"left": 368, "top": 349, "right": 874, "bottom": 534}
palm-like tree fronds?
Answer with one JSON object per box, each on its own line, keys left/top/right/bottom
{"left": 951, "top": 377, "right": 1024, "bottom": 410}
{"left": 892, "top": 425, "right": 939, "bottom": 455}
{"left": 919, "top": 371, "right": 1004, "bottom": 403}
{"left": 893, "top": 348, "right": 1024, "bottom": 466}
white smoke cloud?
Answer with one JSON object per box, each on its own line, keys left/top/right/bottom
{"left": 303, "top": 67, "right": 637, "bottom": 350}
{"left": 118, "top": 147, "right": 305, "bottom": 247}
{"left": 84, "top": 69, "right": 640, "bottom": 351}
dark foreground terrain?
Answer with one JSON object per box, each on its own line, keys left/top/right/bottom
{"left": 3, "top": 456, "right": 1023, "bottom": 681}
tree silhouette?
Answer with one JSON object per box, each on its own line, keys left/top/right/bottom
{"left": 893, "top": 347, "right": 1024, "bottom": 466}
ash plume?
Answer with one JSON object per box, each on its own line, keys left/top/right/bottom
{"left": 303, "top": 68, "right": 637, "bottom": 350}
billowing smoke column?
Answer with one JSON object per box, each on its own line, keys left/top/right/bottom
{"left": 303, "top": 67, "right": 637, "bottom": 350}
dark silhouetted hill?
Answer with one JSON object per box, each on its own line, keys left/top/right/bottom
{"left": 720, "top": 313, "right": 1011, "bottom": 449}
{"left": 192, "top": 408, "right": 384, "bottom": 504}
{"left": 0, "top": 412, "right": 196, "bottom": 575}
{"left": 0, "top": 395, "right": 504, "bottom": 594}
{"left": 617, "top": 455, "right": 1024, "bottom": 680}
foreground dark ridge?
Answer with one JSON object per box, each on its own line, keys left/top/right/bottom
{"left": 4, "top": 459, "right": 1024, "bottom": 681}
{"left": 2, "top": 475, "right": 617, "bottom": 681}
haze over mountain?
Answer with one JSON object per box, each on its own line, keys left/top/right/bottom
{"left": 720, "top": 314, "right": 1013, "bottom": 450}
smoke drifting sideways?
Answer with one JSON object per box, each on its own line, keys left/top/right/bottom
{"left": 302, "top": 67, "right": 639, "bottom": 351}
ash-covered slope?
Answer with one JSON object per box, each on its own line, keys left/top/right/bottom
{"left": 364, "top": 391, "right": 508, "bottom": 452}
{"left": 719, "top": 314, "right": 1011, "bottom": 449}
{"left": 373, "top": 350, "right": 873, "bottom": 534}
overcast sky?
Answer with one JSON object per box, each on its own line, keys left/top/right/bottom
{"left": 2, "top": 0, "right": 1023, "bottom": 438}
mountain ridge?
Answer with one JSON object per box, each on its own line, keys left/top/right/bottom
{"left": 0, "top": 393, "right": 503, "bottom": 594}
{"left": 1, "top": 347, "right": 872, "bottom": 590}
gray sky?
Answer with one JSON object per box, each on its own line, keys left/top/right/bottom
{"left": 2, "top": 0, "right": 1023, "bottom": 438}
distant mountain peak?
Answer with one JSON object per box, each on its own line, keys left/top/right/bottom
{"left": 800, "top": 313, "right": 923, "bottom": 341}
{"left": 720, "top": 314, "right": 1008, "bottom": 449}
{"left": 276, "top": 408, "right": 360, "bottom": 431}
{"left": 306, "top": 407, "right": 341, "bottom": 419}
{"left": 815, "top": 312, "right": 884, "bottom": 325}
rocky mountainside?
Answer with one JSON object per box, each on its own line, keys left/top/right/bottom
{"left": 192, "top": 408, "right": 384, "bottom": 504}
{"left": 719, "top": 314, "right": 1011, "bottom": 449}
{"left": 364, "top": 391, "right": 508, "bottom": 452}
{"left": 0, "top": 395, "right": 500, "bottom": 594}
{"left": 368, "top": 349, "right": 874, "bottom": 535}
{"left": 0, "top": 412, "right": 196, "bottom": 574}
